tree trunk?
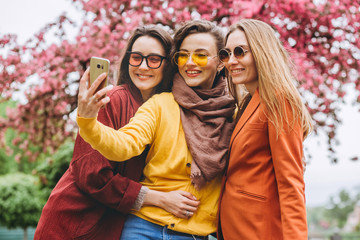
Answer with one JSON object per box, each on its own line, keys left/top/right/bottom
{"left": 23, "top": 227, "right": 28, "bottom": 240}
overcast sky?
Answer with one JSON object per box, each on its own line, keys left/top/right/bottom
{"left": 1, "top": 0, "right": 360, "bottom": 207}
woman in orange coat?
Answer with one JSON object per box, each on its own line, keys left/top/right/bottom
{"left": 217, "top": 19, "right": 313, "bottom": 239}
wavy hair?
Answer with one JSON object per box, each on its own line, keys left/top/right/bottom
{"left": 225, "top": 19, "right": 312, "bottom": 138}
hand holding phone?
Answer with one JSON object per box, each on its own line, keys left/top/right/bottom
{"left": 89, "top": 57, "right": 110, "bottom": 93}
{"left": 77, "top": 65, "right": 113, "bottom": 118}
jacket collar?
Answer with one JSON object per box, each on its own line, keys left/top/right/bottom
{"left": 229, "top": 88, "right": 261, "bottom": 148}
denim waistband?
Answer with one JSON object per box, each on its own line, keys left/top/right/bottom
{"left": 165, "top": 226, "right": 209, "bottom": 240}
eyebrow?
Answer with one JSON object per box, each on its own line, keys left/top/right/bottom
{"left": 130, "top": 51, "right": 165, "bottom": 56}
{"left": 224, "top": 45, "right": 250, "bottom": 50}
{"left": 240, "top": 45, "right": 250, "bottom": 50}
{"left": 179, "top": 48, "right": 211, "bottom": 53}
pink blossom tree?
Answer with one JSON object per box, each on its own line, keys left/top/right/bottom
{"left": 1, "top": 0, "right": 359, "bottom": 163}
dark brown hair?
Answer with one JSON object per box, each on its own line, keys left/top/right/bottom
{"left": 118, "top": 25, "right": 174, "bottom": 92}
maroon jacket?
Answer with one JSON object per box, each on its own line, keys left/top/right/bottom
{"left": 34, "top": 85, "right": 146, "bottom": 240}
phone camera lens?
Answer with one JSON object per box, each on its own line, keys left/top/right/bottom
{"left": 97, "top": 64, "right": 101, "bottom": 68}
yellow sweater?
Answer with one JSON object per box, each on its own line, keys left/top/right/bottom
{"left": 77, "top": 92, "right": 221, "bottom": 236}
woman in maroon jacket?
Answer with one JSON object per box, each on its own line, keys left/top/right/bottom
{"left": 34, "top": 25, "right": 199, "bottom": 240}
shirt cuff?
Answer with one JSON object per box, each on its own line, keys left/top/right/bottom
{"left": 76, "top": 115, "right": 97, "bottom": 129}
{"left": 132, "top": 186, "right": 149, "bottom": 211}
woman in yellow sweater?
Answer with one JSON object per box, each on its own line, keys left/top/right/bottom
{"left": 76, "top": 20, "right": 235, "bottom": 240}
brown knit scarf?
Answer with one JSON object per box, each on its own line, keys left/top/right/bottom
{"left": 172, "top": 73, "right": 236, "bottom": 190}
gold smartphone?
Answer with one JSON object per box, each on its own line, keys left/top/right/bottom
{"left": 89, "top": 57, "right": 110, "bottom": 93}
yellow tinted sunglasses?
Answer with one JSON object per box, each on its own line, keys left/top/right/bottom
{"left": 173, "top": 52, "right": 217, "bottom": 67}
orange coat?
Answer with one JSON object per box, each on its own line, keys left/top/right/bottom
{"left": 219, "top": 90, "right": 308, "bottom": 240}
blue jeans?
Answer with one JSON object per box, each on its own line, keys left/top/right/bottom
{"left": 120, "top": 214, "right": 209, "bottom": 240}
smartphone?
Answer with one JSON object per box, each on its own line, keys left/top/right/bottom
{"left": 89, "top": 57, "right": 110, "bottom": 93}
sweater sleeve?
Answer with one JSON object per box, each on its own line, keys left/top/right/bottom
{"left": 70, "top": 88, "right": 144, "bottom": 213}
{"left": 76, "top": 96, "right": 158, "bottom": 162}
{"left": 269, "top": 101, "right": 308, "bottom": 239}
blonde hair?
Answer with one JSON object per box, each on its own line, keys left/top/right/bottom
{"left": 225, "top": 19, "right": 313, "bottom": 138}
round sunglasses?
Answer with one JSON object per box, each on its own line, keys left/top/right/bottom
{"left": 218, "top": 46, "right": 249, "bottom": 63}
{"left": 173, "top": 52, "right": 217, "bottom": 67}
{"left": 127, "top": 51, "right": 166, "bottom": 69}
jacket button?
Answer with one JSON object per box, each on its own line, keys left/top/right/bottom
{"left": 170, "top": 223, "right": 175, "bottom": 228}
{"left": 186, "top": 163, "right": 191, "bottom": 167}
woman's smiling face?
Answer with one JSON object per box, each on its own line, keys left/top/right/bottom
{"left": 177, "top": 33, "right": 221, "bottom": 90}
{"left": 129, "top": 36, "right": 165, "bottom": 100}
{"left": 224, "top": 29, "right": 258, "bottom": 95}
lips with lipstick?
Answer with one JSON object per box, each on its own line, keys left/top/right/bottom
{"left": 230, "top": 68, "right": 245, "bottom": 74}
{"left": 136, "top": 73, "right": 154, "bottom": 80}
{"left": 186, "top": 69, "right": 201, "bottom": 77}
